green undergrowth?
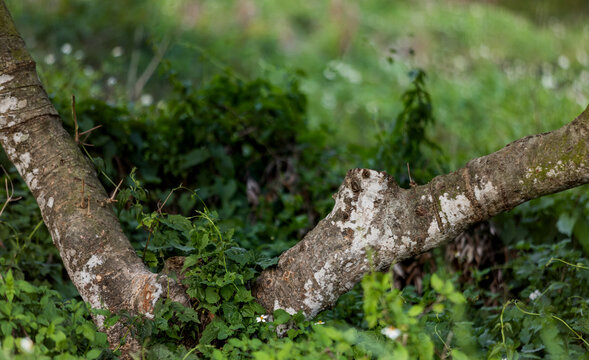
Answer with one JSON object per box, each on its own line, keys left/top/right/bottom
{"left": 102, "top": 192, "right": 589, "bottom": 359}
{"left": 1, "top": 189, "right": 588, "bottom": 359}
{"left": 0, "top": 9, "right": 588, "bottom": 355}
{"left": 1, "top": 63, "right": 587, "bottom": 358}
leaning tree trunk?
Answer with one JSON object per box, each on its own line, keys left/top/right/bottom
{"left": 0, "top": 2, "right": 189, "bottom": 355}
{"left": 253, "top": 110, "right": 589, "bottom": 317}
{"left": 1, "top": 0, "right": 588, "bottom": 355}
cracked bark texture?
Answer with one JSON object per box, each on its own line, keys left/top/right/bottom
{"left": 253, "top": 107, "right": 589, "bottom": 318}
{"left": 0, "top": 2, "right": 189, "bottom": 355}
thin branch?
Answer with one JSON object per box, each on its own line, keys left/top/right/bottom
{"left": 79, "top": 124, "right": 103, "bottom": 143}
{"left": 407, "top": 162, "right": 416, "bottom": 188}
{"left": 127, "top": 26, "right": 144, "bottom": 99}
{"left": 72, "top": 95, "right": 79, "bottom": 143}
{"left": 157, "top": 185, "right": 180, "bottom": 214}
{"left": 106, "top": 178, "right": 124, "bottom": 204}
{"left": 0, "top": 166, "right": 22, "bottom": 218}
{"left": 133, "top": 35, "right": 170, "bottom": 100}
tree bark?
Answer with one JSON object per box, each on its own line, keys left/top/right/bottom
{"left": 0, "top": 1, "right": 189, "bottom": 354}
{"left": 1, "top": 0, "right": 589, "bottom": 353}
{"left": 253, "top": 109, "right": 589, "bottom": 318}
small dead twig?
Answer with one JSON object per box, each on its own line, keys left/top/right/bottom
{"left": 407, "top": 162, "right": 417, "bottom": 188}
{"left": 79, "top": 179, "right": 86, "bottom": 208}
{"left": 106, "top": 178, "right": 124, "bottom": 204}
{"left": 156, "top": 185, "right": 181, "bottom": 214}
{"left": 72, "top": 95, "right": 101, "bottom": 146}
{"left": 79, "top": 125, "right": 103, "bottom": 146}
{"left": 72, "top": 95, "right": 79, "bottom": 143}
{"left": 142, "top": 231, "right": 153, "bottom": 261}
{"left": 0, "top": 166, "right": 22, "bottom": 218}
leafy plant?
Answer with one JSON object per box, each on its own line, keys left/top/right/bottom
{"left": 0, "top": 268, "right": 110, "bottom": 359}
{"left": 373, "top": 68, "right": 444, "bottom": 186}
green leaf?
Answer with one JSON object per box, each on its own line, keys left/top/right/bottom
{"left": 179, "top": 147, "right": 210, "bottom": 170}
{"left": 451, "top": 349, "right": 470, "bottom": 360}
{"left": 15, "top": 280, "right": 37, "bottom": 294}
{"left": 103, "top": 314, "right": 121, "bottom": 328}
{"left": 448, "top": 292, "right": 466, "bottom": 304}
{"left": 183, "top": 254, "right": 201, "bottom": 269}
{"left": 4, "top": 270, "right": 15, "bottom": 302}
{"left": 556, "top": 212, "right": 576, "bottom": 236}
{"left": 408, "top": 305, "right": 423, "bottom": 317}
{"left": 81, "top": 323, "right": 96, "bottom": 341}
{"left": 143, "top": 251, "right": 158, "bottom": 268}
{"left": 252, "top": 351, "right": 273, "bottom": 360}
{"left": 573, "top": 220, "right": 589, "bottom": 255}
{"left": 273, "top": 309, "right": 291, "bottom": 325}
{"left": 2, "top": 335, "right": 14, "bottom": 352}
{"left": 539, "top": 318, "right": 567, "bottom": 357}
{"left": 1, "top": 321, "right": 14, "bottom": 336}
{"left": 432, "top": 303, "right": 445, "bottom": 313}
{"left": 225, "top": 247, "right": 254, "bottom": 265}
{"left": 255, "top": 256, "right": 278, "bottom": 269}
{"left": 417, "top": 333, "right": 434, "bottom": 359}
{"left": 220, "top": 285, "right": 235, "bottom": 300}
{"left": 160, "top": 214, "right": 193, "bottom": 237}
{"left": 200, "top": 318, "right": 222, "bottom": 345}
{"left": 90, "top": 308, "right": 111, "bottom": 317}
{"left": 430, "top": 273, "right": 443, "bottom": 292}
{"left": 85, "top": 349, "right": 103, "bottom": 360}
{"left": 0, "top": 302, "right": 11, "bottom": 316}
{"left": 217, "top": 321, "right": 233, "bottom": 340}
{"left": 93, "top": 157, "right": 106, "bottom": 173}
{"left": 241, "top": 302, "right": 266, "bottom": 318}
{"left": 205, "top": 287, "right": 220, "bottom": 304}
{"left": 192, "top": 232, "right": 210, "bottom": 250}
{"left": 96, "top": 331, "right": 108, "bottom": 345}
{"left": 234, "top": 287, "right": 254, "bottom": 303}
{"left": 50, "top": 330, "right": 67, "bottom": 344}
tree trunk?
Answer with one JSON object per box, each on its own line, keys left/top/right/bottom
{"left": 0, "top": 2, "right": 189, "bottom": 354}
{"left": 1, "top": 0, "right": 588, "bottom": 355}
{"left": 253, "top": 110, "right": 589, "bottom": 317}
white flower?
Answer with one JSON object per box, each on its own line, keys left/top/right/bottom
{"left": 83, "top": 66, "right": 94, "bottom": 76}
{"left": 381, "top": 325, "right": 402, "bottom": 340}
{"left": 529, "top": 289, "right": 542, "bottom": 301}
{"left": 256, "top": 314, "right": 269, "bottom": 323}
{"left": 558, "top": 55, "right": 570, "bottom": 70}
{"left": 19, "top": 337, "right": 33, "bottom": 353}
{"left": 314, "top": 320, "right": 325, "bottom": 325}
{"left": 111, "top": 46, "right": 124, "bottom": 58}
{"left": 541, "top": 74, "right": 555, "bottom": 89}
{"left": 74, "top": 50, "right": 85, "bottom": 60}
{"left": 140, "top": 94, "right": 153, "bottom": 106}
{"left": 107, "top": 76, "right": 117, "bottom": 87}
{"left": 44, "top": 54, "right": 56, "bottom": 65}
{"left": 61, "top": 43, "right": 72, "bottom": 55}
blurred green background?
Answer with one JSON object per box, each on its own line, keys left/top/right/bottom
{"left": 7, "top": 0, "right": 588, "bottom": 170}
